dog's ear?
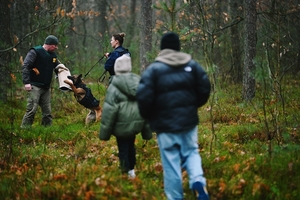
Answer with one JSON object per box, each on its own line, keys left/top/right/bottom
{"left": 73, "top": 74, "right": 83, "bottom": 86}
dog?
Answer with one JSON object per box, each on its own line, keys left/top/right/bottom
{"left": 63, "top": 74, "right": 102, "bottom": 124}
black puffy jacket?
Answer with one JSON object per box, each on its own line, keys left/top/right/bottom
{"left": 136, "top": 49, "right": 211, "bottom": 133}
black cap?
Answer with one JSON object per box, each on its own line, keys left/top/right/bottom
{"left": 160, "top": 32, "right": 180, "bottom": 51}
{"left": 44, "top": 35, "right": 59, "bottom": 45}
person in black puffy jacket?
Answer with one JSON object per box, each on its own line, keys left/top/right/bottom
{"left": 136, "top": 32, "right": 211, "bottom": 200}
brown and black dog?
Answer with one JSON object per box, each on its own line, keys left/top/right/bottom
{"left": 64, "top": 74, "right": 102, "bottom": 124}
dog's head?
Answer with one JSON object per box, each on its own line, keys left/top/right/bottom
{"left": 67, "top": 74, "right": 83, "bottom": 86}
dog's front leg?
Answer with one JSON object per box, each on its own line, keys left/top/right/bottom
{"left": 64, "top": 80, "right": 77, "bottom": 93}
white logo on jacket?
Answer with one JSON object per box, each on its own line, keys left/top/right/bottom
{"left": 184, "top": 66, "right": 192, "bottom": 72}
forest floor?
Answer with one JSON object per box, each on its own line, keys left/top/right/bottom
{"left": 1, "top": 76, "right": 299, "bottom": 200}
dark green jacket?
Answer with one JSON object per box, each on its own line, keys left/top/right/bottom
{"left": 99, "top": 73, "right": 152, "bottom": 140}
{"left": 22, "top": 45, "right": 58, "bottom": 88}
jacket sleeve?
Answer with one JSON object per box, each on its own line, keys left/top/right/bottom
{"left": 194, "top": 61, "right": 211, "bottom": 107}
{"left": 22, "top": 49, "right": 37, "bottom": 84}
{"left": 136, "top": 66, "right": 156, "bottom": 120}
{"left": 54, "top": 60, "right": 61, "bottom": 76}
{"left": 99, "top": 87, "right": 118, "bottom": 140}
{"left": 104, "top": 50, "right": 120, "bottom": 74}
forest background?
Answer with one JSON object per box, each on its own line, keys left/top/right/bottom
{"left": 0, "top": 0, "right": 300, "bottom": 199}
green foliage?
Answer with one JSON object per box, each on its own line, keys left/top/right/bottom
{"left": 153, "top": 0, "right": 188, "bottom": 32}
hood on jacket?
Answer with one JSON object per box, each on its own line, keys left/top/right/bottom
{"left": 155, "top": 49, "right": 192, "bottom": 68}
{"left": 114, "top": 55, "right": 132, "bottom": 75}
{"left": 111, "top": 73, "right": 140, "bottom": 100}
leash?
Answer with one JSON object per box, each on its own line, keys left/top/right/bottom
{"left": 83, "top": 55, "right": 105, "bottom": 78}
{"left": 98, "top": 70, "right": 108, "bottom": 82}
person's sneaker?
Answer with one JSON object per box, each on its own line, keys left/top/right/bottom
{"left": 192, "top": 181, "right": 209, "bottom": 200}
{"left": 128, "top": 169, "right": 136, "bottom": 179}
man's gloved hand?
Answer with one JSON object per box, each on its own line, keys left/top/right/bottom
{"left": 24, "top": 84, "right": 32, "bottom": 91}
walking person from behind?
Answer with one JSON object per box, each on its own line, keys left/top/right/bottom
{"left": 103, "top": 32, "right": 130, "bottom": 77}
{"left": 99, "top": 55, "right": 152, "bottom": 178}
{"left": 136, "top": 32, "right": 211, "bottom": 200}
{"left": 21, "top": 35, "right": 60, "bottom": 128}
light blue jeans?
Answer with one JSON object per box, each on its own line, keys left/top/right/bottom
{"left": 157, "top": 126, "right": 206, "bottom": 200}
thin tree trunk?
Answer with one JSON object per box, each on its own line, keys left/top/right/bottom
{"left": 98, "top": 0, "right": 109, "bottom": 35}
{"left": 124, "top": 0, "right": 137, "bottom": 49}
{"left": 0, "top": 0, "right": 11, "bottom": 102}
{"left": 139, "top": 0, "right": 152, "bottom": 73}
{"left": 242, "top": 0, "right": 257, "bottom": 101}
{"left": 230, "top": 0, "right": 243, "bottom": 83}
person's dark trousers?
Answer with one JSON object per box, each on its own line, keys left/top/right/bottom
{"left": 116, "top": 136, "right": 136, "bottom": 173}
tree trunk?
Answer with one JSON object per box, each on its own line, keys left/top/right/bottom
{"left": 95, "top": 0, "right": 109, "bottom": 54}
{"left": 296, "top": 0, "right": 300, "bottom": 74}
{"left": 213, "top": 0, "right": 225, "bottom": 72}
{"left": 0, "top": 0, "right": 11, "bottom": 102}
{"left": 230, "top": 0, "right": 243, "bottom": 83}
{"left": 139, "top": 0, "right": 152, "bottom": 74}
{"left": 242, "top": 0, "right": 257, "bottom": 101}
{"left": 124, "top": 0, "right": 137, "bottom": 49}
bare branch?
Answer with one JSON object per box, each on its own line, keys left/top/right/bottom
{"left": 0, "top": 17, "right": 62, "bottom": 53}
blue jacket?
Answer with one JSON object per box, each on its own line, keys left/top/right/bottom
{"left": 136, "top": 49, "right": 211, "bottom": 133}
{"left": 104, "top": 46, "right": 130, "bottom": 76}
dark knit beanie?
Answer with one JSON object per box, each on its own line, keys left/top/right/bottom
{"left": 160, "top": 32, "right": 180, "bottom": 51}
{"left": 44, "top": 35, "right": 59, "bottom": 45}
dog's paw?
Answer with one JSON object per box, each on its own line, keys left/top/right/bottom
{"left": 64, "top": 80, "right": 72, "bottom": 85}
{"left": 85, "top": 110, "right": 96, "bottom": 125}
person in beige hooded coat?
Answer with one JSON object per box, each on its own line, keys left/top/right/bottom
{"left": 99, "top": 55, "right": 152, "bottom": 178}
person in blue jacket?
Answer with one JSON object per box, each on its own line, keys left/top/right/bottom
{"left": 136, "top": 32, "right": 211, "bottom": 200}
{"left": 104, "top": 32, "right": 130, "bottom": 76}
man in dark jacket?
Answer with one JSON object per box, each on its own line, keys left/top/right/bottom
{"left": 136, "top": 32, "right": 211, "bottom": 200}
{"left": 21, "top": 35, "right": 60, "bottom": 128}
